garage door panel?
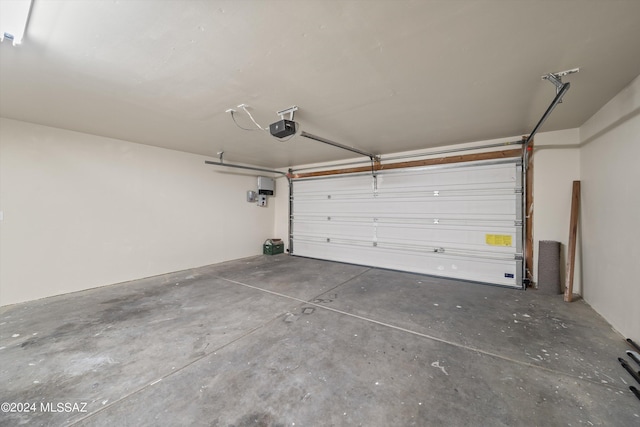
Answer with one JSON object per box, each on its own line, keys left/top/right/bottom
{"left": 378, "top": 164, "right": 517, "bottom": 189}
{"left": 291, "top": 159, "right": 523, "bottom": 288}
{"left": 294, "top": 221, "right": 372, "bottom": 240}
{"left": 294, "top": 198, "right": 517, "bottom": 216}
{"left": 293, "top": 175, "right": 374, "bottom": 194}
{"left": 294, "top": 232, "right": 517, "bottom": 257}
{"left": 295, "top": 213, "right": 516, "bottom": 226}
{"left": 294, "top": 219, "right": 519, "bottom": 252}
{"left": 372, "top": 198, "right": 516, "bottom": 215}
{"left": 293, "top": 240, "right": 518, "bottom": 287}
{"left": 372, "top": 214, "right": 517, "bottom": 226}
{"left": 376, "top": 224, "right": 517, "bottom": 252}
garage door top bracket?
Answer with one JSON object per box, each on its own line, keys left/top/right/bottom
{"left": 542, "top": 68, "right": 579, "bottom": 103}
{"left": 525, "top": 67, "right": 579, "bottom": 145}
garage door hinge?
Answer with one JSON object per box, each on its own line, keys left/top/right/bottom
{"left": 514, "top": 254, "right": 524, "bottom": 261}
{"left": 514, "top": 220, "right": 523, "bottom": 226}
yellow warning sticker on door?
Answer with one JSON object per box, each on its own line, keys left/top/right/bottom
{"left": 485, "top": 234, "right": 512, "bottom": 246}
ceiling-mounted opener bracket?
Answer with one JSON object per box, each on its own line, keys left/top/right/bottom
{"left": 542, "top": 68, "right": 579, "bottom": 103}
{"left": 217, "top": 151, "right": 224, "bottom": 163}
{"left": 524, "top": 67, "right": 579, "bottom": 146}
{"left": 277, "top": 106, "right": 298, "bottom": 121}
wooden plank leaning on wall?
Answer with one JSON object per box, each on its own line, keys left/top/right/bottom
{"left": 564, "top": 180, "right": 581, "bottom": 302}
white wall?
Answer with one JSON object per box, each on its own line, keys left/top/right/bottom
{"left": 531, "top": 129, "right": 581, "bottom": 293}
{"left": 579, "top": 75, "right": 640, "bottom": 340}
{"left": 0, "top": 118, "right": 275, "bottom": 306}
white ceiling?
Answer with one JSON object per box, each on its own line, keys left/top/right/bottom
{"left": 1, "top": 0, "right": 639, "bottom": 168}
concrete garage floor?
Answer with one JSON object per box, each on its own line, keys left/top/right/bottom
{"left": 1, "top": 255, "right": 638, "bottom": 426}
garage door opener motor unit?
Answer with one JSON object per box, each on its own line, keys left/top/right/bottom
{"left": 269, "top": 106, "right": 298, "bottom": 138}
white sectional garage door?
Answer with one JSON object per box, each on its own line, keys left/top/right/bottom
{"left": 290, "top": 158, "right": 524, "bottom": 288}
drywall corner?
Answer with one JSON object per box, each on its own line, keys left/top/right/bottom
{"left": 534, "top": 128, "right": 580, "bottom": 147}
{"left": 580, "top": 74, "right": 640, "bottom": 146}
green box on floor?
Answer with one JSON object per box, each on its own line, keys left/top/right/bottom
{"left": 263, "top": 239, "right": 284, "bottom": 255}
